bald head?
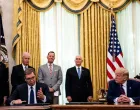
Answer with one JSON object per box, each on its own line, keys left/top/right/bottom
{"left": 115, "top": 68, "right": 129, "bottom": 84}
{"left": 75, "top": 55, "right": 83, "bottom": 67}
{"left": 22, "top": 52, "right": 30, "bottom": 66}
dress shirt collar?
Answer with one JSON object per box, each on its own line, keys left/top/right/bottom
{"left": 76, "top": 66, "right": 82, "bottom": 70}
{"left": 27, "top": 83, "right": 36, "bottom": 90}
{"left": 122, "top": 81, "right": 127, "bottom": 87}
{"left": 22, "top": 63, "right": 28, "bottom": 70}
{"left": 47, "top": 63, "right": 53, "bottom": 66}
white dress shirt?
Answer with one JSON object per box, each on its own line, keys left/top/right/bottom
{"left": 47, "top": 63, "right": 53, "bottom": 71}
{"left": 28, "top": 84, "right": 37, "bottom": 104}
{"left": 76, "top": 66, "right": 82, "bottom": 73}
{"left": 22, "top": 64, "right": 28, "bottom": 71}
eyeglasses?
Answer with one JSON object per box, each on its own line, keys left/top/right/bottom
{"left": 25, "top": 76, "right": 35, "bottom": 81}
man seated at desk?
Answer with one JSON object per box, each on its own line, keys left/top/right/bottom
{"left": 6, "top": 68, "right": 52, "bottom": 105}
{"left": 107, "top": 67, "right": 140, "bottom": 104}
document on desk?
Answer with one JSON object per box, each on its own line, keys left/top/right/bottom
{"left": 54, "top": 91, "right": 59, "bottom": 96}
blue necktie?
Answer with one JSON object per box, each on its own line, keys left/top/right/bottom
{"left": 78, "top": 68, "right": 81, "bottom": 79}
{"left": 30, "top": 86, "right": 34, "bottom": 104}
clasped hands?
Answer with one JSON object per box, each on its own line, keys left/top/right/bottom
{"left": 117, "top": 95, "right": 130, "bottom": 103}
{"left": 67, "top": 96, "right": 92, "bottom": 102}
{"left": 12, "top": 88, "right": 45, "bottom": 105}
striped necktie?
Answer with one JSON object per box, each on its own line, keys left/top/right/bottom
{"left": 49, "top": 64, "right": 52, "bottom": 74}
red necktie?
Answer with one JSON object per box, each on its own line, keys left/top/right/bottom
{"left": 49, "top": 64, "right": 52, "bottom": 74}
{"left": 120, "top": 84, "right": 125, "bottom": 95}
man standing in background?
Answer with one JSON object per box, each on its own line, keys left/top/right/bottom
{"left": 65, "top": 55, "right": 93, "bottom": 102}
{"left": 11, "top": 52, "right": 34, "bottom": 93}
{"left": 38, "top": 51, "right": 63, "bottom": 104}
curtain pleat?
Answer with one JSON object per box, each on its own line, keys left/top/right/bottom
{"left": 80, "top": 3, "right": 111, "bottom": 100}
{"left": 15, "top": 2, "right": 40, "bottom": 75}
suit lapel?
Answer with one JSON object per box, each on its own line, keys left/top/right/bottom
{"left": 51, "top": 64, "right": 56, "bottom": 77}
{"left": 20, "top": 64, "right": 24, "bottom": 72}
{"left": 127, "top": 80, "right": 131, "bottom": 97}
{"left": 36, "top": 83, "right": 42, "bottom": 103}
{"left": 36, "top": 83, "right": 39, "bottom": 103}
{"left": 115, "top": 83, "right": 121, "bottom": 96}
{"left": 23, "top": 84, "right": 28, "bottom": 103}
{"left": 19, "top": 64, "right": 25, "bottom": 78}
{"left": 45, "top": 63, "right": 50, "bottom": 74}
{"left": 80, "top": 67, "right": 84, "bottom": 79}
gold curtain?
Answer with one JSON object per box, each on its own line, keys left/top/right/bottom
{"left": 25, "top": 0, "right": 132, "bottom": 13}
{"left": 13, "top": 1, "right": 40, "bottom": 75}
{"left": 80, "top": 3, "right": 111, "bottom": 100}
{"left": 26, "top": 0, "right": 55, "bottom": 12}
{"left": 137, "top": 0, "right": 140, "bottom": 3}
{"left": 98, "top": 0, "right": 132, "bottom": 12}
{"left": 62, "top": 0, "right": 92, "bottom": 14}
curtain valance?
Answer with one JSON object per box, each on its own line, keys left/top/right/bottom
{"left": 26, "top": 0, "right": 135, "bottom": 13}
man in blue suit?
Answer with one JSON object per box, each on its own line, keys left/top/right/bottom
{"left": 6, "top": 68, "right": 52, "bottom": 105}
{"left": 107, "top": 68, "right": 140, "bottom": 104}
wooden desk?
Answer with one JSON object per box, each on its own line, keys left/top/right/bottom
{"left": 0, "top": 106, "right": 50, "bottom": 110}
{"left": 50, "top": 104, "right": 140, "bottom": 110}
{"left": 1, "top": 104, "right": 140, "bottom": 110}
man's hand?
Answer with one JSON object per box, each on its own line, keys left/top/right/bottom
{"left": 3, "top": 96, "right": 7, "bottom": 105}
{"left": 120, "top": 95, "right": 130, "bottom": 103}
{"left": 12, "top": 99, "right": 26, "bottom": 105}
{"left": 37, "top": 88, "right": 45, "bottom": 100}
{"left": 87, "top": 96, "right": 92, "bottom": 102}
{"left": 117, "top": 97, "right": 123, "bottom": 103}
{"left": 117, "top": 95, "right": 130, "bottom": 103}
{"left": 49, "top": 87, "right": 54, "bottom": 92}
{"left": 67, "top": 96, "right": 72, "bottom": 102}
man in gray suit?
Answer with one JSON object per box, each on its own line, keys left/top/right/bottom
{"left": 38, "top": 51, "right": 63, "bottom": 104}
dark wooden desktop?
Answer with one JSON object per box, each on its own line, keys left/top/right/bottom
{"left": 1, "top": 104, "right": 140, "bottom": 110}
{"left": 50, "top": 104, "right": 140, "bottom": 110}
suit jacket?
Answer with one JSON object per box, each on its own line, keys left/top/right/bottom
{"left": 107, "top": 79, "right": 140, "bottom": 104}
{"left": 65, "top": 66, "right": 93, "bottom": 102}
{"left": 38, "top": 63, "right": 63, "bottom": 94}
{"left": 6, "top": 82, "right": 52, "bottom": 105}
{"left": 0, "top": 62, "right": 9, "bottom": 105}
{"left": 11, "top": 64, "right": 34, "bottom": 93}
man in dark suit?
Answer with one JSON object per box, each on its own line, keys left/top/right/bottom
{"left": 6, "top": 68, "right": 52, "bottom": 105}
{"left": 107, "top": 68, "right": 140, "bottom": 104}
{"left": 11, "top": 52, "right": 34, "bottom": 93}
{"left": 65, "top": 55, "right": 93, "bottom": 102}
{"left": 0, "top": 57, "right": 9, "bottom": 105}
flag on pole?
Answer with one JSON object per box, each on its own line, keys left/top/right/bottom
{"left": 0, "top": 13, "right": 8, "bottom": 63}
{"left": 107, "top": 15, "right": 124, "bottom": 81}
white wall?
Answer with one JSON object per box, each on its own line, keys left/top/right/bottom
{"left": 0, "top": 0, "right": 15, "bottom": 93}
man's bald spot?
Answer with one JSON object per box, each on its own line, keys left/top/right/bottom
{"left": 22, "top": 52, "right": 30, "bottom": 58}
{"left": 75, "top": 55, "right": 83, "bottom": 60}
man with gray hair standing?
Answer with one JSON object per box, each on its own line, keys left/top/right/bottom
{"left": 107, "top": 67, "right": 140, "bottom": 104}
{"left": 65, "top": 55, "right": 93, "bottom": 102}
{"left": 11, "top": 52, "right": 34, "bottom": 93}
{"left": 38, "top": 51, "right": 62, "bottom": 104}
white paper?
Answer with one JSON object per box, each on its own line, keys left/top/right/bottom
{"left": 54, "top": 91, "right": 59, "bottom": 96}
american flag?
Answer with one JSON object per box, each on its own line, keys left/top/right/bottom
{"left": 0, "top": 13, "right": 8, "bottom": 63}
{"left": 107, "top": 15, "right": 124, "bottom": 81}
